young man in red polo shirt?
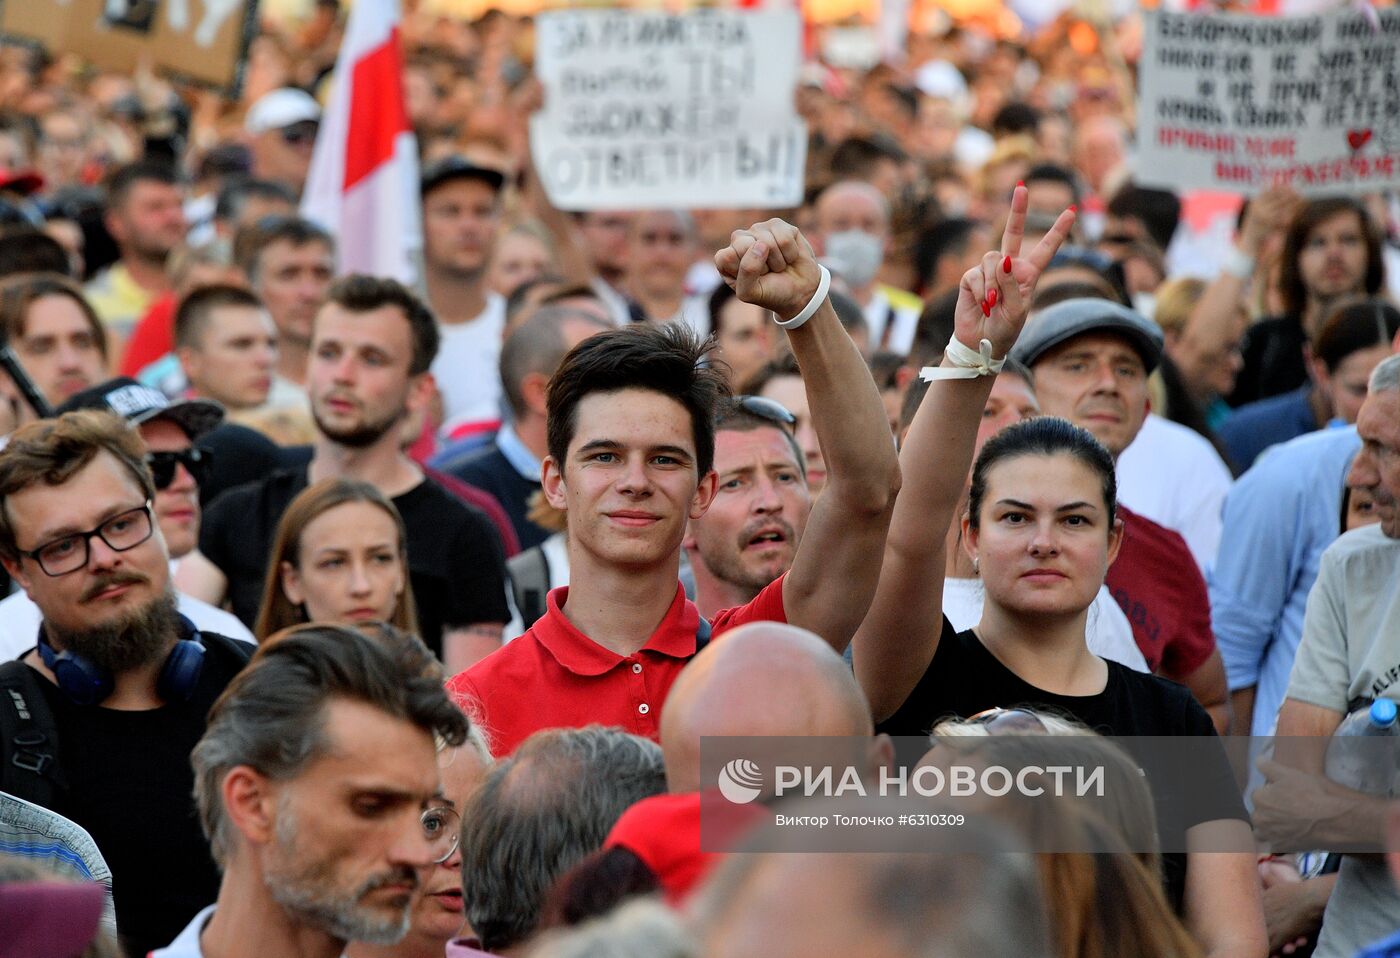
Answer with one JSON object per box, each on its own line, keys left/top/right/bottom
{"left": 448, "top": 219, "right": 902, "bottom": 755}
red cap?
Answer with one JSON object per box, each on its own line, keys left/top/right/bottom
{"left": 0, "top": 168, "right": 44, "bottom": 195}
{"left": 604, "top": 792, "right": 763, "bottom": 903}
{"left": 0, "top": 880, "right": 104, "bottom": 958}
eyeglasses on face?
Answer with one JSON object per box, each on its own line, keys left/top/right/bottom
{"left": 19, "top": 502, "right": 155, "bottom": 577}
{"left": 421, "top": 804, "right": 462, "bottom": 864}
{"left": 145, "top": 448, "right": 211, "bottom": 491}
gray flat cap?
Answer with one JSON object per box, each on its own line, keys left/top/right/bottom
{"left": 1009, "top": 298, "right": 1164, "bottom": 373}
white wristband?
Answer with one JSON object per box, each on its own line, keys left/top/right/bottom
{"left": 919, "top": 335, "right": 1007, "bottom": 381}
{"left": 774, "top": 265, "right": 831, "bottom": 330}
{"left": 1223, "top": 247, "right": 1256, "bottom": 280}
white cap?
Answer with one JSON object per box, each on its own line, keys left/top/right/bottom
{"left": 914, "top": 60, "right": 967, "bottom": 102}
{"left": 245, "top": 88, "right": 321, "bottom": 135}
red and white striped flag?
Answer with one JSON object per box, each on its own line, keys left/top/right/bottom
{"left": 301, "top": 0, "right": 421, "bottom": 284}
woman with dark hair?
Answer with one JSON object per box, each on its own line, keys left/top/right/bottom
{"left": 850, "top": 186, "right": 1264, "bottom": 955}
{"left": 1219, "top": 298, "right": 1399, "bottom": 470}
{"left": 253, "top": 477, "right": 419, "bottom": 640}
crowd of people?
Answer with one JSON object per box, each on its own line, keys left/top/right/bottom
{"left": 0, "top": 3, "right": 1398, "bottom": 958}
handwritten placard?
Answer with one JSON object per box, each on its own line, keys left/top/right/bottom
{"left": 0, "top": 0, "right": 257, "bottom": 96}
{"left": 530, "top": 9, "right": 807, "bottom": 211}
{"left": 1138, "top": 8, "right": 1400, "bottom": 195}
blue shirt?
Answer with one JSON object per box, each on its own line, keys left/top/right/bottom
{"left": 1217, "top": 385, "right": 1318, "bottom": 471}
{"left": 1357, "top": 927, "right": 1400, "bottom": 958}
{"left": 1209, "top": 426, "right": 1360, "bottom": 736}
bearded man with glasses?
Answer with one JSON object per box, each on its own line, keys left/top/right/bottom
{"left": 0, "top": 379, "right": 254, "bottom": 659}
{"left": 0, "top": 409, "right": 253, "bottom": 957}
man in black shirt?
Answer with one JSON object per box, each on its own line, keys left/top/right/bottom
{"left": 0, "top": 411, "right": 249, "bottom": 957}
{"left": 185, "top": 276, "right": 509, "bottom": 671}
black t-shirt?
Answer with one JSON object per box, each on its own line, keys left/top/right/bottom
{"left": 1227, "top": 314, "right": 1308, "bottom": 407}
{"left": 34, "top": 632, "right": 249, "bottom": 958}
{"left": 446, "top": 443, "right": 548, "bottom": 550}
{"left": 201, "top": 469, "right": 510, "bottom": 655}
{"left": 877, "top": 618, "right": 1247, "bottom": 912}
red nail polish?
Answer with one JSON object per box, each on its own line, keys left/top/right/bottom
{"left": 988, "top": 289, "right": 998, "bottom": 309}
{"left": 1017, "top": 180, "right": 1024, "bottom": 188}
{"left": 1003, "top": 256, "right": 1012, "bottom": 273}
{"left": 981, "top": 300, "right": 991, "bottom": 318}
{"left": 1068, "top": 204, "right": 1077, "bottom": 213}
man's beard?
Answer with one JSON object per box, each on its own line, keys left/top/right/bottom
{"left": 46, "top": 579, "right": 180, "bottom": 674}
{"left": 312, "top": 400, "right": 404, "bottom": 449}
{"left": 701, "top": 517, "right": 798, "bottom": 598}
{"left": 264, "top": 802, "right": 417, "bottom": 945}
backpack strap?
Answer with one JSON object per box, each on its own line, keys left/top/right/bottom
{"left": 507, "top": 546, "right": 552, "bottom": 631}
{"left": 0, "top": 660, "right": 65, "bottom": 807}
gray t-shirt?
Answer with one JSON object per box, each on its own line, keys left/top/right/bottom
{"left": 1286, "top": 523, "right": 1400, "bottom": 958}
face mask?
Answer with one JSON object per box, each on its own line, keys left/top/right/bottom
{"left": 822, "top": 230, "right": 884, "bottom": 287}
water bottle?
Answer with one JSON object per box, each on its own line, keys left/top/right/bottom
{"left": 1324, "top": 699, "right": 1400, "bottom": 796}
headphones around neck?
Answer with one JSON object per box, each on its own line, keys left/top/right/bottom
{"left": 37, "top": 614, "right": 207, "bottom": 707}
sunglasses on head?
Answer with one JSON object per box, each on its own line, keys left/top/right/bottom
{"left": 145, "top": 448, "right": 211, "bottom": 491}
{"left": 966, "top": 707, "right": 1048, "bottom": 735}
{"left": 732, "top": 395, "right": 797, "bottom": 428}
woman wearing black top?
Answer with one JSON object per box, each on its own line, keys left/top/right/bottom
{"left": 851, "top": 186, "right": 1265, "bottom": 958}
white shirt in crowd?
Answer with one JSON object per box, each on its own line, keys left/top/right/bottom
{"left": 0, "top": 562, "right": 253, "bottom": 661}
{"left": 432, "top": 293, "right": 507, "bottom": 436}
{"left": 862, "top": 290, "right": 918, "bottom": 356}
{"left": 1116, "top": 413, "right": 1232, "bottom": 573}
{"left": 942, "top": 576, "right": 1150, "bottom": 672}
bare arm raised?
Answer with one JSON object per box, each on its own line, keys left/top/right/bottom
{"left": 715, "top": 220, "right": 901, "bottom": 653}
{"left": 850, "top": 187, "right": 1075, "bottom": 721}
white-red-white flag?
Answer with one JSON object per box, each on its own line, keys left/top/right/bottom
{"left": 301, "top": 0, "right": 420, "bottom": 284}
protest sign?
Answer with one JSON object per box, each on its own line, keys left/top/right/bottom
{"left": 1138, "top": 8, "right": 1400, "bottom": 196}
{"left": 530, "top": 9, "right": 807, "bottom": 211}
{"left": 0, "top": 0, "right": 257, "bottom": 95}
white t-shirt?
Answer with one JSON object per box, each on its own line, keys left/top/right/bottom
{"left": 432, "top": 293, "right": 507, "bottom": 436}
{"left": 0, "top": 588, "right": 253, "bottom": 662}
{"left": 862, "top": 289, "right": 919, "bottom": 356}
{"left": 1116, "top": 413, "right": 1232, "bottom": 573}
{"left": 942, "top": 577, "right": 1149, "bottom": 672}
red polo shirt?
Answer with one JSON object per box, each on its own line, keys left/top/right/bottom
{"left": 448, "top": 575, "right": 788, "bottom": 756}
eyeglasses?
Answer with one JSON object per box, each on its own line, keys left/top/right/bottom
{"left": 422, "top": 804, "right": 461, "bottom": 864}
{"left": 967, "top": 707, "right": 1048, "bottom": 735}
{"left": 145, "top": 448, "right": 211, "bottom": 491}
{"left": 19, "top": 503, "right": 155, "bottom": 577}
{"left": 730, "top": 395, "right": 797, "bottom": 427}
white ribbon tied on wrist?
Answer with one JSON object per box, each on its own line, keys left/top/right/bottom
{"left": 919, "top": 335, "right": 1007, "bottom": 381}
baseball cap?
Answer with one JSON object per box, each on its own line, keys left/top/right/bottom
{"left": 56, "top": 378, "right": 224, "bottom": 440}
{"left": 245, "top": 88, "right": 322, "bottom": 136}
{"left": 420, "top": 156, "right": 506, "bottom": 198}
{"left": 1009, "top": 298, "right": 1165, "bottom": 374}
{"left": 0, "top": 169, "right": 44, "bottom": 195}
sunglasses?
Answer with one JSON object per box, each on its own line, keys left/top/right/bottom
{"left": 145, "top": 448, "right": 211, "bottom": 491}
{"left": 966, "top": 707, "right": 1048, "bottom": 735}
{"left": 730, "top": 395, "right": 797, "bottom": 428}
{"left": 280, "top": 122, "right": 319, "bottom": 146}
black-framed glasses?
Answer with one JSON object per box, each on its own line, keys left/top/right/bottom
{"left": 19, "top": 503, "right": 155, "bottom": 577}
{"left": 967, "top": 707, "right": 1048, "bottom": 735}
{"left": 729, "top": 395, "right": 797, "bottom": 428}
{"left": 422, "top": 804, "right": 461, "bottom": 864}
{"left": 145, "top": 448, "right": 211, "bottom": 491}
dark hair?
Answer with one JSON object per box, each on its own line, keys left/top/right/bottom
{"left": 707, "top": 283, "right": 741, "bottom": 337}
{"left": 967, "top": 417, "right": 1117, "bottom": 531}
{"left": 992, "top": 102, "right": 1042, "bottom": 138}
{"left": 0, "top": 230, "right": 71, "bottom": 278}
{"left": 0, "top": 410, "right": 153, "bottom": 562}
{"left": 539, "top": 846, "right": 661, "bottom": 931}
{"left": 546, "top": 323, "right": 728, "bottom": 476}
{"left": 192, "top": 622, "right": 467, "bottom": 865}
{"left": 914, "top": 218, "right": 981, "bottom": 292}
{"left": 0, "top": 272, "right": 107, "bottom": 360}
{"left": 1032, "top": 274, "right": 1128, "bottom": 310}
{"left": 499, "top": 305, "right": 611, "bottom": 420}
{"left": 828, "top": 288, "right": 868, "bottom": 337}
{"left": 460, "top": 726, "right": 666, "bottom": 952}
{"left": 910, "top": 288, "right": 959, "bottom": 369}
{"left": 829, "top": 135, "right": 907, "bottom": 181}
{"left": 738, "top": 351, "right": 801, "bottom": 400}
{"left": 713, "top": 396, "right": 806, "bottom": 479}
{"left": 103, "top": 160, "right": 179, "bottom": 210}
{"left": 1024, "top": 163, "right": 1081, "bottom": 207}
{"left": 215, "top": 177, "right": 297, "bottom": 223}
{"left": 323, "top": 274, "right": 440, "bottom": 375}
{"left": 1106, "top": 184, "right": 1181, "bottom": 252}
{"left": 174, "top": 284, "right": 264, "bottom": 350}
{"left": 233, "top": 215, "right": 334, "bottom": 282}
{"left": 1312, "top": 298, "right": 1400, "bottom": 372}
{"left": 1279, "top": 198, "right": 1384, "bottom": 319}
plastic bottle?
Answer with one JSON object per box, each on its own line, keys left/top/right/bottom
{"left": 1324, "top": 699, "right": 1400, "bottom": 796}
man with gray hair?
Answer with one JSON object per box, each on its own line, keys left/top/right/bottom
{"left": 1256, "top": 352, "right": 1400, "bottom": 958}
{"left": 453, "top": 726, "right": 667, "bottom": 956}
{"left": 156, "top": 623, "right": 469, "bottom": 958}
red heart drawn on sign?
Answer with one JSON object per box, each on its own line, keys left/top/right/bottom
{"left": 1348, "top": 129, "right": 1373, "bottom": 151}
